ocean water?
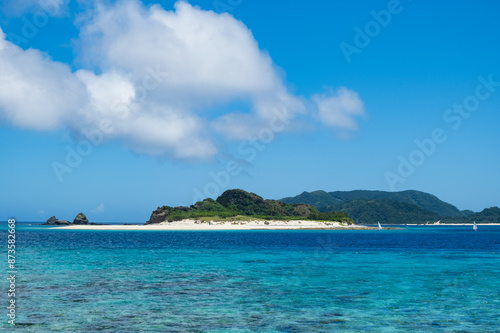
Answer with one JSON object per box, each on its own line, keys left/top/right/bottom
{"left": 1, "top": 224, "right": 500, "bottom": 332}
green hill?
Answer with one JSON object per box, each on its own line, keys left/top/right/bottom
{"left": 281, "top": 190, "right": 463, "bottom": 217}
{"left": 441, "top": 207, "right": 500, "bottom": 224}
{"left": 336, "top": 199, "right": 441, "bottom": 224}
{"left": 333, "top": 190, "right": 463, "bottom": 217}
{"left": 461, "top": 209, "right": 476, "bottom": 216}
{"left": 280, "top": 190, "right": 343, "bottom": 212}
{"left": 147, "top": 189, "right": 352, "bottom": 224}
{"left": 280, "top": 189, "right": 468, "bottom": 224}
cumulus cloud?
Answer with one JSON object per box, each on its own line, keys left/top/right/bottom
{"left": 0, "top": 0, "right": 365, "bottom": 160}
{"left": 313, "top": 87, "right": 365, "bottom": 137}
{"left": 0, "top": 27, "right": 87, "bottom": 130}
{"left": 77, "top": 1, "right": 280, "bottom": 104}
{"left": 76, "top": 0, "right": 306, "bottom": 140}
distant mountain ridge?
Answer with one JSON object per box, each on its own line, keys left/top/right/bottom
{"left": 334, "top": 199, "right": 441, "bottom": 225}
{"left": 442, "top": 207, "right": 500, "bottom": 224}
{"left": 281, "top": 190, "right": 463, "bottom": 216}
{"left": 279, "top": 189, "right": 488, "bottom": 224}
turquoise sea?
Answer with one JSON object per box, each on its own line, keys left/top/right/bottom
{"left": 2, "top": 224, "right": 500, "bottom": 332}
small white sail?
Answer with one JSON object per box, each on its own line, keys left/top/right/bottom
{"left": 378, "top": 221, "right": 382, "bottom": 230}
{"left": 473, "top": 221, "right": 477, "bottom": 231}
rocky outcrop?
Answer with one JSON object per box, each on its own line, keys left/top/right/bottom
{"left": 73, "top": 213, "right": 89, "bottom": 225}
{"left": 45, "top": 216, "right": 70, "bottom": 225}
{"left": 46, "top": 216, "right": 58, "bottom": 225}
{"left": 146, "top": 208, "right": 167, "bottom": 224}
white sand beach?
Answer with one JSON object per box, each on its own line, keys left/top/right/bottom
{"left": 50, "top": 219, "right": 376, "bottom": 231}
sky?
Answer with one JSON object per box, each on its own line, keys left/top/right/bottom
{"left": 1, "top": 0, "right": 499, "bottom": 222}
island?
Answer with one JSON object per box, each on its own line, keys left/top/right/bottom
{"left": 44, "top": 212, "right": 101, "bottom": 226}
{"left": 50, "top": 189, "right": 379, "bottom": 230}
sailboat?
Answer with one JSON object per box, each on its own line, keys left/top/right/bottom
{"left": 378, "top": 221, "right": 382, "bottom": 231}
{"left": 473, "top": 221, "right": 477, "bottom": 231}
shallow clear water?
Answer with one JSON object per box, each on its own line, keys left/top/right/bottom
{"left": 1, "top": 224, "right": 499, "bottom": 332}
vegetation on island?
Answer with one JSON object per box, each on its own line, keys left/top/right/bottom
{"left": 281, "top": 190, "right": 464, "bottom": 216}
{"left": 441, "top": 207, "right": 500, "bottom": 224}
{"left": 73, "top": 212, "right": 89, "bottom": 224}
{"left": 147, "top": 188, "right": 500, "bottom": 225}
{"left": 75, "top": 212, "right": 87, "bottom": 219}
{"left": 280, "top": 190, "right": 500, "bottom": 224}
{"left": 333, "top": 199, "right": 442, "bottom": 225}
{"left": 147, "top": 189, "right": 353, "bottom": 224}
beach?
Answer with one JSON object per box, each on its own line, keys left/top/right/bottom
{"left": 49, "top": 219, "right": 376, "bottom": 230}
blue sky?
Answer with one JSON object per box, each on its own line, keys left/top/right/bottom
{"left": 1, "top": 0, "right": 499, "bottom": 222}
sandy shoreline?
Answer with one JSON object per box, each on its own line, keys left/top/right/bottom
{"left": 46, "top": 220, "right": 500, "bottom": 230}
{"left": 49, "top": 219, "right": 378, "bottom": 231}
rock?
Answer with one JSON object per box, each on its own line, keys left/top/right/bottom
{"left": 73, "top": 212, "right": 89, "bottom": 225}
{"left": 45, "top": 216, "right": 70, "bottom": 225}
{"left": 146, "top": 207, "right": 168, "bottom": 224}
{"left": 46, "top": 216, "right": 58, "bottom": 225}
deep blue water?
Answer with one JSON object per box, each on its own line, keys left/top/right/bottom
{"left": 1, "top": 224, "right": 499, "bottom": 332}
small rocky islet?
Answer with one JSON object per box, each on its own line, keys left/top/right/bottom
{"left": 45, "top": 212, "right": 93, "bottom": 225}
{"left": 45, "top": 216, "right": 71, "bottom": 225}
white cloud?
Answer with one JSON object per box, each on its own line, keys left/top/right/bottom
{"left": 117, "top": 108, "right": 216, "bottom": 158}
{"left": 0, "top": 1, "right": 366, "bottom": 160}
{"left": 75, "top": 70, "right": 136, "bottom": 120}
{"left": 91, "top": 203, "right": 105, "bottom": 214}
{"left": 76, "top": 0, "right": 307, "bottom": 142}
{"left": 0, "top": 22, "right": 215, "bottom": 159}
{"left": 73, "top": 68, "right": 217, "bottom": 159}
{"left": 77, "top": 1, "right": 280, "bottom": 104}
{"left": 0, "top": 27, "right": 87, "bottom": 130}
{"left": 313, "top": 87, "right": 365, "bottom": 136}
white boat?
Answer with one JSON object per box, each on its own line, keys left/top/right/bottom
{"left": 473, "top": 221, "right": 477, "bottom": 231}
{"left": 378, "top": 221, "right": 382, "bottom": 230}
